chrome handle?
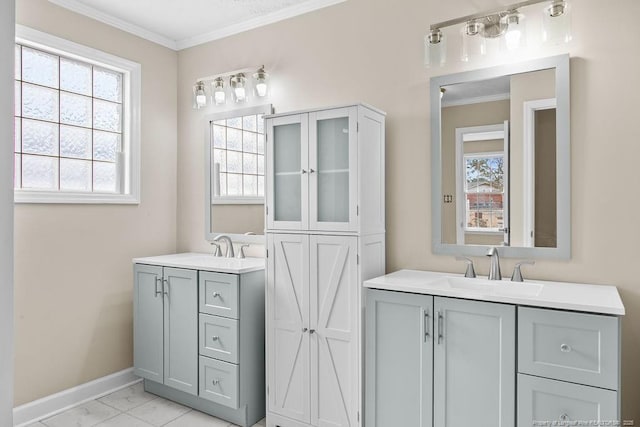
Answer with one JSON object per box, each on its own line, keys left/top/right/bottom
{"left": 560, "top": 343, "right": 572, "bottom": 353}
{"left": 437, "top": 312, "right": 443, "bottom": 344}
{"left": 302, "top": 327, "right": 308, "bottom": 333}
{"left": 212, "top": 336, "right": 219, "bottom": 341}
{"left": 212, "top": 379, "right": 220, "bottom": 386}
{"left": 309, "top": 329, "right": 316, "bottom": 334}
{"left": 424, "top": 310, "right": 430, "bottom": 342}
{"left": 301, "top": 169, "right": 307, "bottom": 174}
{"left": 154, "top": 278, "right": 162, "bottom": 297}
{"left": 309, "top": 168, "right": 315, "bottom": 174}
{"left": 212, "top": 292, "right": 220, "bottom": 298}
{"left": 162, "top": 278, "right": 168, "bottom": 296}
{"left": 455, "top": 256, "right": 476, "bottom": 278}
{"left": 559, "top": 413, "right": 569, "bottom": 421}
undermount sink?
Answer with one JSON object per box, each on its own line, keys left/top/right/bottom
{"left": 434, "top": 276, "right": 544, "bottom": 298}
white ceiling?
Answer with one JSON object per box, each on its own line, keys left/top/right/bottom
{"left": 48, "top": 0, "right": 346, "bottom": 50}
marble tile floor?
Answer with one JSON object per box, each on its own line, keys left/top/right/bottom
{"left": 25, "top": 382, "right": 266, "bottom": 427}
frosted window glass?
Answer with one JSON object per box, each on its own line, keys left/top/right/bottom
{"left": 213, "top": 125, "right": 226, "bottom": 148}
{"left": 274, "top": 175, "right": 301, "bottom": 221}
{"left": 93, "top": 162, "right": 117, "bottom": 192}
{"left": 22, "top": 154, "right": 58, "bottom": 189}
{"left": 227, "top": 173, "right": 242, "bottom": 196}
{"left": 243, "top": 115, "right": 257, "bottom": 132}
{"left": 227, "top": 117, "right": 242, "bottom": 129}
{"left": 257, "top": 133, "right": 265, "bottom": 155}
{"left": 227, "top": 151, "right": 242, "bottom": 173}
{"left": 93, "top": 99, "right": 121, "bottom": 132}
{"left": 243, "top": 175, "right": 257, "bottom": 196}
{"left": 257, "top": 114, "right": 265, "bottom": 134}
{"left": 243, "top": 153, "right": 257, "bottom": 174}
{"left": 257, "top": 176, "right": 264, "bottom": 197}
{"left": 22, "top": 119, "right": 59, "bottom": 156}
{"left": 14, "top": 81, "right": 20, "bottom": 116}
{"left": 60, "top": 126, "right": 92, "bottom": 159}
{"left": 243, "top": 131, "right": 257, "bottom": 153}
{"left": 22, "top": 47, "right": 58, "bottom": 88}
{"left": 317, "top": 117, "right": 349, "bottom": 171}
{"left": 274, "top": 124, "right": 301, "bottom": 173}
{"left": 257, "top": 154, "right": 264, "bottom": 175}
{"left": 61, "top": 92, "right": 92, "bottom": 127}
{"left": 22, "top": 83, "right": 59, "bottom": 122}
{"left": 60, "top": 158, "right": 92, "bottom": 191}
{"left": 14, "top": 154, "right": 21, "bottom": 188}
{"left": 93, "top": 131, "right": 120, "bottom": 162}
{"left": 227, "top": 128, "right": 242, "bottom": 151}
{"left": 318, "top": 171, "right": 349, "bottom": 222}
{"left": 214, "top": 149, "right": 227, "bottom": 172}
{"left": 93, "top": 68, "right": 122, "bottom": 102}
{"left": 60, "top": 58, "right": 92, "bottom": 96}
{"left": 14, "top": 118, "right": 21, "bottom": 153}
{"left": 15, "top": 45, "right": 21, "bottom": 79}
{"left": 273, "top": 123, "right": 301, "bottom": 221}
{"left": 213, "top": 119, "right": 225, "bottom": 126}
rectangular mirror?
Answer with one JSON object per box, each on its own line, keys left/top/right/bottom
{"left": 204, "top": 104, "right": 272, "bottom": 243}
{"left": 431, "top": 55, "right": 570, "bottom": 259}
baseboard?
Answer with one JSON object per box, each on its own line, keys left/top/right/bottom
{"left": 13, "top": 368, "right": 140, "bottom": 426}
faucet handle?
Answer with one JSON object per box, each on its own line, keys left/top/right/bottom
{"left": 511, "top": 260, "right": 535, "bottom": 282}
{"left": 455, "top": 256, "right": 476, "bottom": 278}
{"left": 210, "top": 242, "right": 223, "bottom": 257}
{"left": 237, "top": 244, "right": 250, "bottom": 259}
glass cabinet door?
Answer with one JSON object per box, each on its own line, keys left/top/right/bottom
{"left": 309, "top": 107, "right": 358, "bottom": 231}
{"left": 267, "top": 114, "right": 308, "bottom": 230}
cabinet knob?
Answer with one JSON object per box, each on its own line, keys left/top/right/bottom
{"left": 302, "top": 328, "right": 308, "bottom": 333}
{"left": 560, "top": 343, "right": 572, "bottom": 353}
{"left": 559, "top": 413, "right": 570, "bottom": 421}
{"left": 212, "top": 292, "right": 220, "bottom": 298}
{"left": 212, "top": 336, "right": 219, "bottom": 341}
{"left": 309, "top": 329, "right": 316, "bottom": 334}
{"left": 212, "top": 379, "right": 220, "bottom": 386}
{"left": 301, "top": 169, "right": 307, "bottom": 174}
{"left": 309, "top": 168, "right": 315, "bottom": 174}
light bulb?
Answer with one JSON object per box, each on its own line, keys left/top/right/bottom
{"left": 256, "top": 82, "right": 267, "bottom": 97}
{"left": 214, "top": 90, "right": 225, "bottom": 105}
{"left": 234, "top": 86, "right": 246, "bottom": 102}
{"left": 193, "top": 81, "right": 207, "bottom": 109}
{"left": 212, "top": 77, "right": 226, "bottom": 105}
{"left": 253, "top": 67, "right": 269, "bottom": 97}
{"left": 504, "top": 11, "right": 523, "bottom": 51}
{"left": 230, "top": 73, "right": 247, "bottom": 103}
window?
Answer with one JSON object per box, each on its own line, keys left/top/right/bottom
{"left": 13, "top": 26, "right": 141, "bottom": 204}
{"left": 464, "top": 153, "right": 505, "bottom": 232}
{"left": 209, "top": 105, "right": 270, "bottom": 204}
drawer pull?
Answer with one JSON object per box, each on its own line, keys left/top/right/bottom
{"left": 212, "top": 379, "right": 220, "bottom": 386}
{"left": 309, "top": 329, "right": 316, "bottom": 334}
{"left": 560, "top": 343, "right": 572, "bottom": 353}
{"left": 559, "top": 413, "right": 570, "bottom": 421}
{"left": 212, "top": 292, "right": 220, "bottom": 298}
{"left": 212, "top": 336, "right": 219, "bottom": 341}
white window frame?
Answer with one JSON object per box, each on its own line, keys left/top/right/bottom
{"left": 14, "top": 25, "right": 141, "bottom": 204}
{"left": 462, "top": 152, "right": 505, "bottom": 234}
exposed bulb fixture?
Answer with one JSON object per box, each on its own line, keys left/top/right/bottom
{"left": 425, "top": 29, "right": 446, "bottom": 67}
{"left": 504, "top": 10, "right": 523, "bottom": 51}
{"left": 253, "top": 66, "right": 269, "bottom": 97}
{"left": 543, "top": 0, "right": 571, "bottom": 43}
{"left": 465, "top": 20, "right": 481, "bottom": 36}
{"left": 193, "top": 81, "right": 207, "bottom": 109}
{"left": 212, "top": 77, "right": 225, "bottom": 105}
{"left": 230, "top": 73, "right": 247, "bottom": 103}
{"left": 547, "top": 0, "right": 566, "bottom": 17}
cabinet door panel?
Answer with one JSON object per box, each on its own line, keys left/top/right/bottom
{"left": 434, "top": 297, "right": 515, "bottom": 427}
{"left": 309, "top": 107, "right": 358, "bottom": 232}
{"left": 163, "top": 267, "right": 198, "bottom": 395}
{"left": 267, "top": 115, "right": 309, "bottom": 230}
{"left": 310, "top": 235, "right": 359, "bottom": 427}
{"left": 365, "top": 289, "right": 433, "bottom": 427}
{"left": 133, "top": 264, "right": 164, "bottom": 382}
{"left": 517, "top": 374, "right": 618, "bottom": 426}
{"left": 267, "top": 234, "right": 311, "bottom": 423}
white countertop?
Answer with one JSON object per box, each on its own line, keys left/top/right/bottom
{"left": 364, "top": 269, "right": 625, "bottom": 315}
{"left": 133, "top": 253, "right": 265, "bottom": 274}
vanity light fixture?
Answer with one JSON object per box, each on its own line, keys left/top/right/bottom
{"left": 425, "top": 0, "right": 571, "bottom": 66}
{"left": 192, "top": 66, "right": 271, "bottom": 109}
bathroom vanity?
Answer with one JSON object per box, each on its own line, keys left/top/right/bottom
{"left": 132, "top": 253, "right": 266, "bottom": 427}
{"left": 364, "top": 270, "right": 625, "bottom": 427}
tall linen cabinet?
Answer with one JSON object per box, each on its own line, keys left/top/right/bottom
{"left": 265, "top": 104, "right": 386, "bottom": 427}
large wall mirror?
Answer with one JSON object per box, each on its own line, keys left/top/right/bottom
{"left": 431, "top": 55, "right": 570, "bottom": 259}
{"left": 205, "top": 104, "right": 272, "bottom": 243}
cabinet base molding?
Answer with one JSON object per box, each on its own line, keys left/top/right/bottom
{"left": 13, "top": 368, "right": 139, "bottom": 427}
{"left": 144, "top": 379, "right": 256, "bottom": 427}
{"left": 266, "top": 411, "right": 313, "bottom": 427}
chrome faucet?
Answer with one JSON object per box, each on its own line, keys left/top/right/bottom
{"left": 213, "top": 235, "right": 235, "bottom": 258}
{"left": 486, "top": 247, "right": 502, "bottom": 280}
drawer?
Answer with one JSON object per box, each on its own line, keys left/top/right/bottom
{"left": 199, "top": 271, "right": 239, "bottom": 319}
{"left": 199, "top": 356, "right": 239, "bottom": 409}
{"left": 517, "top": 374, "right": 618, "bottom": 426}
{"left": 518, "top": 307, "right": 619, "bottom": 390}
{"left": 199, "top": 314, "right": 239, "bottom": 364}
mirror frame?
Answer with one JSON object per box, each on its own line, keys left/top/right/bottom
{"left": 204, "top": 104, "right": 273, "bottom": 244}
{"left": 430, "top": 54, "right": 570, "bottom": 259}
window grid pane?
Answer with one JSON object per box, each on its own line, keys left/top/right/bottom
{"left": 211, "top": 113, "right": 265, "bottom": 199}
{"left": 464, "top": 153, "right": 505, "bottom": 232}
{"left": 14, "top": 43, "right": 124, "bottom": 193}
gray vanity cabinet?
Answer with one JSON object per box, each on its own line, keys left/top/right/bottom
{"left": 365, "top": 290, "right": 515, "bottom": 427}
{"left": 133, "top": 264, "right": 198, "bottom": 395}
